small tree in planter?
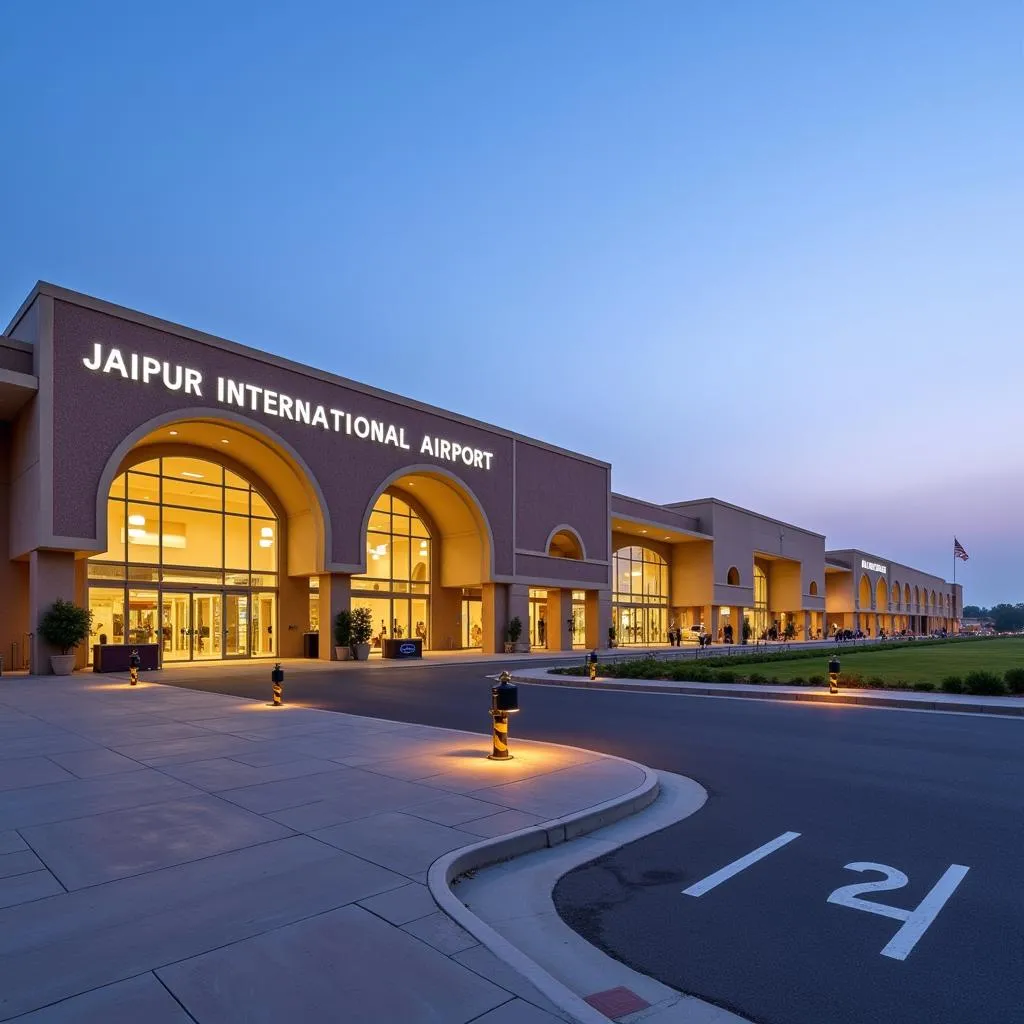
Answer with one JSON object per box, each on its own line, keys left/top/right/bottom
{"left": 783, "top": 619, "right": 796, "bottom": 641}
{"left": 38, "top": 599, "right": 92, "bottom": 676}
{"left": 505, "top": 616, "right": 523, "bottom": 654}
{"left": 608, "top": 625, "right": 617, "bottom": 648}
{"left": 350, "top": 607, "right": 373, "bottom": 660}
{"left": 741, "top": 618, "right": 752, "bottom": 644}
{"left": 333, "top": 610, "right": 353, "bottom": 661}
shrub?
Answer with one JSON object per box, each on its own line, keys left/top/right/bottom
{"left": 747, "top": 672, "right": 767, "bottom": 685}
{"left": 912, "top": 681, "right": 935, "bottom": 692}
{"left": 808, "top": 674, "right": 825, "bottom": 687}
{"left": 867, "top": 676, "right": 887, "bottom": 690}
{"left": 1004, "top": 668, "right": 1024, "bottom": 694}
{"left": 333, "top": 610, "right": 352, "bottom": 648}
{"left": 838, "top": 672, "right": 864, "bottom": 688}
{"left": 350, "top": 607, "right": 373, "bottom": 646}
{"left": 964, "top": 670, "right": 1006, "bottom": 696}
{"left": 506, "top": 616, "right": 523, "bottom": 645}
{"left": 713, "top": 669, "right": 737, "bottom": 683}
{"left": 940, "top": 675, "right": 963, "bottom": 694}
{"left": 38, "top": 599, "right": 92, "bottom": 655}
{"left": 788, "top": 676, "right": 806, "bottom": 686}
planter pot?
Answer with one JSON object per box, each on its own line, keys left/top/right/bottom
{"left": 352, "top": 643, "right": 371, "bottom": 661}
{"left": 334, "top": 646, "right": 352, "bottom": 661}
{"left": 514, "top": 641, "right": 530, "bottom": 653}
{"left": 50, "top": 654, "right": 76, "bottom": 676}
{"left": 503, "top": 643, "right": 515, "bottom": 654}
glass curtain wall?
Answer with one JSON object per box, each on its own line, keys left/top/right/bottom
{"left": 87, "top": 456, "right": 279, "bottom": 662}
{"left": 753, "top": 564, "right": 769, "bottom": 640}
{"left": 612, "top": 546, "right": 669, "bottom": 645}
{"left": 352, "top": 493, "right": 431, "bottom": 652}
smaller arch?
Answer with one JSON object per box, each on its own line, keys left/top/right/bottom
{"left": 914, "top": 585, "right": 921, "bottom": 608}
{"left": 876, "top": 576, "right": 888, "bottom": 610}
{"left": 545, "top": 524, "right": 586, "bottom": 560}
{"left": 859, "top": 575, "right": 873, "bottom": 608}
{"left": 904, "top": 583, "right": 911, "bottom": 607}
{"left": 809, "top": 580, "right": 819, "bottom": 597}
{"left": 931, "top": 589, "right": 937, "bottom": 609}
{"left": 891, "top": 581, "right": 900, "bottom": 607}
{"left": 727, "top": 566, "right": 741, "bottom": 586}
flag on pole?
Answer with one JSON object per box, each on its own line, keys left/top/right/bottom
{"left": 954, "top": 538, "right": 969, "bottom": 562}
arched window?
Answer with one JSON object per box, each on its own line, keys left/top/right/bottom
{"left": 904, "top": 584, "right": 911, "bottom": 607}
{"left": 727, "top": 566, "right": 740, "bottom": 586}
{"left": 859, "top": 575, "right": 873, "bottom": 608}
{"left": 891, "top": 581, "right": 900, "bottom": 607}
{"left": 353, "top": 492, "right": 431, "bottom": 650}
{"left": 876, "top": 577, "right": 888, "bottom": 611}
{"left": 88, "top": 455, "right": 279, "bottom": 662}
{"left": 612, "top": 546, "right": 668, "bottom": 645}
{"left": 809, "top": 580, "right": 819, "bottom": 597}
{"left": 548, "top": 529, "right": 584, "bottom": 559}
{"left": 914, "top": 585, "right": 921, "bottom": 608}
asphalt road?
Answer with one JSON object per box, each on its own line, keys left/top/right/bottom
{"left": 156, "top": 659, "right": 1024, "bottom": 1024}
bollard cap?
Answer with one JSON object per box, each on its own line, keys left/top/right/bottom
{"left": 828, "top": 655, "right": 840, "bottom": 674}
{"left": 491, "top": 673, "right": 519, "bottom": 712}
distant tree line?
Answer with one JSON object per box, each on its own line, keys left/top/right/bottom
{"left": 962, "top": 604, "right": 1024, "bottom": 632}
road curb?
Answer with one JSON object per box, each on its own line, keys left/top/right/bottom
{"left": 510, "top": 672, "right": 1024, "bottom": 717}
{"left": 427, "top": 750, "right": 661, "bottom": 1024}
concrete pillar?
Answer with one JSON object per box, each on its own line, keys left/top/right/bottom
{"left": 29, "top": 549, "right": 78, "bottom": 675}
{"left": 802, "top": 610, "right": 811, "bottom": 641}
{"left": 482, "top": 583, "right": 509, "bottom": 654}
{"left": 431, "top": 586, "right": 461, "bottom": 651}
{"left": 732, "top": 606, "right": 745, "bottom": 643}
{"left": 278, "top": 572, "right": 308, "bottom": 658}
{"left": 546, "top": 589, "right": 574, "bottom": 651}
{"left": 318, "top": 573, "right": 351, "bottom": 660}
{"left": 701, "top": 605, "right": 713, "bottom": 636}
{"left": 585, "top": 589, "right": 611, "bottom": 649}
{"left": 708, "top": 605, "right": 720, "bottom": 643}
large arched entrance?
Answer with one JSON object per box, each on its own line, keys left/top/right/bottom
{"left": 351, "top": 491, "right": 432, "bottom": 651}
{"left": 88, "top": 453, "right": 281, "bottom": 662}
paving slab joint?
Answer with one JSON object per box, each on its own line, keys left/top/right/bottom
{"left": 427, "top": 749, "right": 660, "bottom": 1024}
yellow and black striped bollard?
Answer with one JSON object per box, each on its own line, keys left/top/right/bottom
{"left": 271, "top": 662, "right": 284, "bottom": 706}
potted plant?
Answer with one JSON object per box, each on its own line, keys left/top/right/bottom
{"left": 505, "top": 615, "right": 523, "bottom": 654}
{"left": 608, "top": 625, "right": 617, "bottom": 648}
{"left": 741, "top": 618, "right": 752, "bottom": 645}
{"left": 38, "top": 598, "right": 92, "bottom": 676}
{"left": 350, "top": 607, "right": 373, "bottom": 661}
{"left": 333, "top": 610, "right": 353, "bottom": 661}
{"left": 784, "top": 619, "right": 796, "bottom": 641}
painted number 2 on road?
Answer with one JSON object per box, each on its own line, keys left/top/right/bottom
{"left": 682, "top": 832, "right": 970, "bottom": 961}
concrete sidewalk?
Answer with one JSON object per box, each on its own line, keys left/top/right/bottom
{"left": 511, "top": 667, "right": 1024, "bottom": 717}
{"left": 0, "top": 673, "right": 653, "bottom": 1023}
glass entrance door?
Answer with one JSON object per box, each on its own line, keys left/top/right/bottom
{"left": 225, "top": 593, "right": 249, "bottom": 657}
{"left": 161, "top": 591, "right": 192, "bottom": 662}
{"left": 251, "top": 591, "right": 277, "bottom": 657}
{"left": 192, "top": 593, "right": 221, "bottom": 660}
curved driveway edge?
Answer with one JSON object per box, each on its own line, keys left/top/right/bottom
{"left": 508, "top": 667, "right": 1024, "bottom": 717}
{"left": 429, "top": 750, "right": 661, "bottom": 1024}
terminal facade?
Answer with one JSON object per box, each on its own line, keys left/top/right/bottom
{"left": 0, "top": 284, "right": 961, "bottom": 672}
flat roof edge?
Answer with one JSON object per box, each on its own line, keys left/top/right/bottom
{"left": 667, "top": 496, "right": 827, "bottom": 540}
{"left": 13, "top": 281, "right": 611, "bottom": 470}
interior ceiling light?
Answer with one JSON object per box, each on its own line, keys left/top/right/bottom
{"left": 219, "top": 438, "right": 229, "bottom": 444}
{"left": 258, "top": 539, "right": 273, "bottom": 548}
{"left": 181, "top": 471, "right": 204, "bottom": 479}
{"left": 128, "top": 514, "right": 146, "bottom": 526}
{"left": 260, "top": 527, "right": 273, "bottom": 537}
{"left": 168, "top": 429, "right": 178, "bottom": 436}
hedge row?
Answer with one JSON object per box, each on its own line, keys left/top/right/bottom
{"left": 555, "top": 656, "right": 1024, "bottom": 696}
{"left": 556, "top": 635, "right": 1009, "bottom": 678}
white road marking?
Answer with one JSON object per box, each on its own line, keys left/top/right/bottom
{"left": 827, "top": 862, "right": 970, "bottom": 960}
{"left": 682, "top": 831, "right": 801, "bottom": 897}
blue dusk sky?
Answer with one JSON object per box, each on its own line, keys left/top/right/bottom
{"left": 2, "top": 2, "right": 1020, "bottom": 605}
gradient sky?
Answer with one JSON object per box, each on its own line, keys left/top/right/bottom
{"left": 2, "top": 2, "right": 1021, "bottom": 604}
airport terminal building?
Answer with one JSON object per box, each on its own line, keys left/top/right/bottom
{"left": 0, "top": 284, "right": 962, "bottom": 672}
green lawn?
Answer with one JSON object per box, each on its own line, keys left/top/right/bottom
{"left": 756, "top": 638, "right": 1024, "bottom": 685}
